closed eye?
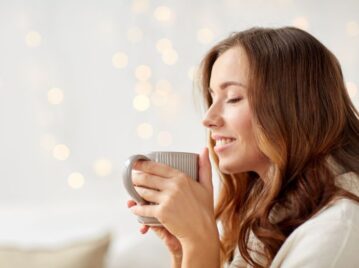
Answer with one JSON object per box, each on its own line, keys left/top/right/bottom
{"left": 227, "top": 97, "right": 242, "bottom": 104}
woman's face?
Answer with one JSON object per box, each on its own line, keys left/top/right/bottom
{"left": 202, "top": 46, "right": 269, "bottom": 177}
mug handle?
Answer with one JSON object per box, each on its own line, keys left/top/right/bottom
{"left": 123, "top": 154, "right": 151, "bottom": 205}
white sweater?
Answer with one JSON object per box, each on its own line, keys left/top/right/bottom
{"left": 228, "top": 170, "right": 359, "bottom": 268}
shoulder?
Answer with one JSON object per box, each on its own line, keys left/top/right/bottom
{"left": 271, "top": 198, "right": 359, "bottom": 268}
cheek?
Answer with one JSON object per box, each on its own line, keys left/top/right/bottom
{"left": 229, "top": 108, "right": 253, "bottom": 140}
{"left": 230, "top": 109, "right": 263, "bottom": 159}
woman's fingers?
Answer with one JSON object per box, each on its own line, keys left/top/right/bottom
{"left": 150, "top": 227, "right": 182, "bottom": 254}
{"left": 127, "top": 200, "right": 137, "bottom": 208}
{"left": 150, "top": 226, "right": 168, "bottom": 239}
{"left": 133, "top": 160, "right": 178, "bottom": 178}
{"left": 132, "top": 172, "right": 168, "bottom": 191}
{"left": 127, "top": 201, "right": 151, "bottom": 234}
{"left": 134, "top": 186, "right": 163, "bottom": 204}
{"left": 140, "top": 225, "right": 150, "bottom": 234}
{"left": 130, "top": 203, "right": 158, "bottom": 218}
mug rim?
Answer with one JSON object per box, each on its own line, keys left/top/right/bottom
{"left": 148, "top": 151, "right": 199, "bottom": 156}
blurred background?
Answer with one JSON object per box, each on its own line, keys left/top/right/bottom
{"left": 0, "top": 0, "right": 358, "bottom": 267}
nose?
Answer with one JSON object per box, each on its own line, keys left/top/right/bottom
{"left": 202, "top": 102, "right": 223, "bottom": 129}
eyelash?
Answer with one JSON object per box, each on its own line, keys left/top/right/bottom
{"left": 226, "top": 97, "right": 242, "bottom": 104}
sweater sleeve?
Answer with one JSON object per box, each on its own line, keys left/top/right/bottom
{"left": 271, "top": 218, "right": 359, "bottom": 268}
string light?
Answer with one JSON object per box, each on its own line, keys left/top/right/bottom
{"left": 347, "top": 82, "right": 358, "bottom": 98}
{"left": 133, "top": 94, "right": 150, "bottom": 111}
{"left": 156, "top": 38, "right": 173, "bottom": 53}
{"left": 135, "top": 65, "right": 152, "bottom": 81}
{"left": 161, "top": 48, "right": 178, "bottom": 65}
{"left": 292, "top": 16, "right": 310, "bottom": 30}
{"left": 157, "top": 131, "right": 173, "bottom": 146}
{"left": 188, "top": 66, "right": 198, "bottom": 81}
{"left": 154, "top": 6, "right": 173, "bottom": 22}
{"left": 52, "top": 144, "right": 70, "bottom": 160}
{"left": 40, "top": 134, "right": 57, "bottom": 151}
{"left": 151, "top": 80, "right": 172, "bottom": 107}
{"left": 131, "top": 0, "right": 149, "bottom": 14}
{"left": 36, "top": 112, "right": 54, "bottom": 127}
{"left": 135, "top": 81, "right": 153, "bottom": 95}
{"left": 156, "top": 80, "right": 172, "bottom": 91}
{"left": 137, "top": 123, "right": 154, "bottom": 139}
{"left": 164, "top": 93, "right": 181, "bottom": 115}
{"left": 127, "top": 27, "right": 143, "bottom": 43}
{"left": 197, "top": 28, "right": 214, "bottom": 44}
{"left": 68, "top": 172, "right": 85, "bottom": 189}
{"left": 93, "top": 158, "right": 113, "bottom": 177}
{"left": 47, "top": 88, "right": 64, "bottom": 105}
{"left": 272, "top": 0, "right": 293, "bottom": 7}
{"left": 112, "top": 52, "right": 128, "bottom": 69}
{"left": 25, "top": 31, "right": 42, "bottom": 47}
{"left": 346, "top": 21, "right": 359, "bottom": 37}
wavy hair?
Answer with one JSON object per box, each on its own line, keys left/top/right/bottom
{"left": 197, "top": 27, "right": 359, "bottom": 267}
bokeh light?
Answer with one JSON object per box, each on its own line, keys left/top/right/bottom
{"left": 156, "top": 80, "right": 172, "bottom": 91}
{"left": 133, "top": 94, "right": 150, "bottom": 111}
{"left": 271, "top": 0, "right": 293, "bottom": 7}
{"left": 68, "top": 172, "right": 85, "bottom": 189}
{"left": 47, "top": 88, "right": 64, "bottom": 105}
{"left": 157, "top": 131, "right": 173, "bottom": 146}
{"left": 346, "top": 21, "right": 359, "bottom": 37}
{"left": 36, "top": 112, "right": 54, "bottom": 127}
{"left": 127, "top": 27, "right": 143, "bottom": 43}
{"left": 292, "top": 16, "right": 310, "bottom": 30}
{"left": 131, "top": 0, "right": 149, "bottom": 14}
{"left": 137, "top": 123, "right": 154, "bottom": 139}
{"left": 154, "top": 6, "right": 173, "bottom": 22}
{"left": 161, "top": 48, "right": 178, "bottom": 65}
{"left": 40, "top": 134, "right": 57, "bottom": 151}
{"left": 188, "top": 66, "right": 198, "bottom": 81}
{"left": 25, "top": 31, "right": 42, "bottom": 47}
{"left": 112, "top": 52, "right": 128, "bottom": 69}
{"left": 156, "top": 38, "right": 173, "bottom": 53}
{"left": 347, "top": 82, "right": 358, "bottom": 98}
{"left": 135, "top": 65, "right": 152, "bottom": 81}
{"left": 197, "top": 28, "right": 214, "bottom": 44}
{"left": 52, "top": 144, "right": 70, "bottom": 160}
{"left": 152, "top": 80, "right": 172, "bottom": 106}
{"left": 93, "top": 158, "right": 113, "bottom": 177}
{"left": 135, "top": 81, "right": 153, "bottom": 95}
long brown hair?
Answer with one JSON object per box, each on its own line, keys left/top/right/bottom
{"left": 197, "top": 27, "right": 359, "bottom": 267}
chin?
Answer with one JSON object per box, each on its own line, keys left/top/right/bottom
{"left": 218, "top": 161, "right": 239, "bottom": 175}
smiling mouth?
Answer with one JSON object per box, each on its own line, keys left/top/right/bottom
{"left": 215, "top": 138, "right": 236, "bottom": 147}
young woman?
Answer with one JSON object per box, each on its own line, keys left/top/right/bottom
{"left": 127, "top": 27, "right": 359, "bottom": 267}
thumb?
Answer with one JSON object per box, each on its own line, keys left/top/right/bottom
{"left": 198, "top": 147, "right": 213, "bottom": 194}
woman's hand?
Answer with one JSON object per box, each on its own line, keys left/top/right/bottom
{"left": 127, "top": 200, "right": 182, "bottom": 261}
{"left": 129, "top": 148, "right": 217, "bottom": 242}
{"left": 128, "top": 148, "right": 220, "bottom": 267}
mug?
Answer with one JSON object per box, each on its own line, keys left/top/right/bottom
{"left": 123, "top": 151, "right": 199, "bottom": 226}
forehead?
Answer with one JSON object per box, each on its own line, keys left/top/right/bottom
{"left": 210, "top": 46, "right": 249, "bottom": 86}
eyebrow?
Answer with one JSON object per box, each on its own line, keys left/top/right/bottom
{"left": 208, "top": 81, "right": 247, "bottom": 94}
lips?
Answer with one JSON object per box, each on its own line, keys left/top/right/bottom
{"left": 212, "top": 135, "right": 236, "bottom": 152}
{"left": 215, "top": 138, "right": 236, "bottom": 146}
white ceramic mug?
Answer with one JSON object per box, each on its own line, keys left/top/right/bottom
{"left": 123, "top": 151, "right": 199, "bottom": 226}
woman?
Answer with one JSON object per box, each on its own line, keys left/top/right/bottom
{"left": 127, "top": 27, "right": 359, "bottom": 267}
